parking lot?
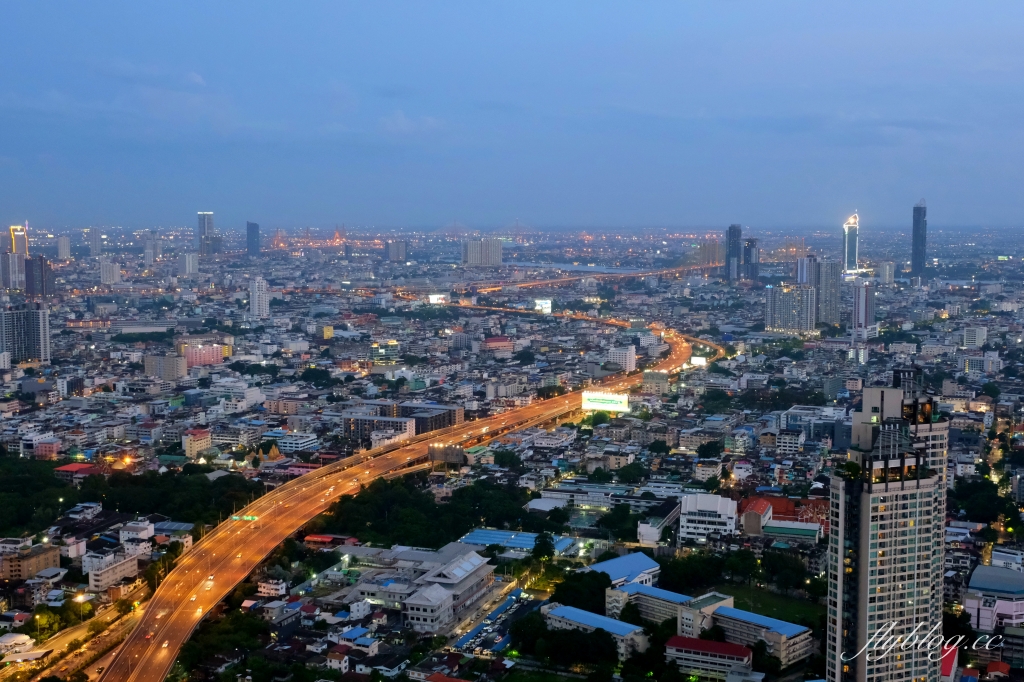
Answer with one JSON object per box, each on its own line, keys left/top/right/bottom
{"left": 453, "top": 589, "right": 539, "bottom": 656}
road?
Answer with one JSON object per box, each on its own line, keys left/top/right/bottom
{"left": 100, "top": 323, "right": 714, "bottom": 682}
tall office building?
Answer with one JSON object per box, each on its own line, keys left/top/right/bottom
{"left": 250, "top": 277, "right": 270, "bottom": 318}
{"left": 246, "top": 222, "right": 260, "bottom": 257}
{"left": 911, "top": 200, "right": 927, "bottom": 276}
{"left": 851, "top": 281, "right": 877, "bottom": 340}
{"left": 179, "top": 253, "right": 199, "bottom": 277}
{"left": 725, "top": 224, "right": 743, "bottom": 281}
{"left": 842, "top": 213, "right": 860, "bottom": 273}
{"left": 1, "top": 253, "right": 26, "bottom": 290}
{"left": 764, "top": 284, "right": 816, "bottom": 333}
{"left": 877, "top": 261, "right": 895, "bottom": 286}
{"left": 826, "top": 370, "right": 947, "bottom": 682}
{"left": 25, "top": 257, "right": 54, "bottom": 298}
{"left": 817, "top": 260, "right": 843, "bottom": 325}
{"left": 100, "top": 259, "right": 121, "bottom": 285}
{"left": 462, "top": 238, "right": 502, "bottom": 266}
{"left": 57, "top": 236, "right": 71, "bottom": 260}
{"left": 742, "top": 238, "right": 759, "bottom": 280}
{"left": 385, "top": 240, "right": 408, "bottom": 262}
{"left": 197, "top": 212, "right": 215, "bottom": 256}
{"left": 9, "top": 224, "right": 28, "bottom": 256}
{"left": 87, "top": 228, "right": 102, "bottom": 257}
{"left": 0, "top": 304, "right": 50, "bottom": 363}
{"left": 796, "top": 256, "right": 841, "bottom": 326}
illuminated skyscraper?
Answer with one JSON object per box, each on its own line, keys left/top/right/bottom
{"left": 742, "top": 238, "right": 759, "bottom": 280}
{"left": 197, "top": 212, "right": 215, "bottom": 256}
{"left": 911, "top": 200, "right": 927, "bottom": 276}
{"left": 0, "top": 303, "right": 50, "bottom": 363}
{"left": 842, "top": 213, "right": 859, "bottom": 273}
{"left": 764, "top": 284, "right": 816, "bottom": 332}
{"left": 826, "top": 370, "right": 947, "bottom": 682}
{"left": 9, "top": 224, "right": 28, "bottom": 255}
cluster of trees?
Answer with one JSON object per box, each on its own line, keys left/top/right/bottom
{"left": 0, "top": 456, "right": 80, "bottom": 537}
{"left": 15, "top": 600, "right": 97, "bottom": 639}
{"left": 178, "top": 611, "right": 269, "bottom": 671}
{"left": 951, "top": 477, "right": 1021, "bottom": 530}
{"left": 78, "top": 469, "right": 264, "bottom": 529}
{"left": 509, "top": 611, "right": 618, "bottom": 670}
{"left": 109, "top": 330, "right": 174, "bottom": 344}
{"left": 321, "top": 477, "right": 568, "bottom": 548}
{"left": 596, "top": 504, "right": 645, "bottom": 542}
{"left": 736, "top": 387, "right": 826, "bottom": 411}
{"left": 227, "top": 361, "right": 280, "bottom": 379}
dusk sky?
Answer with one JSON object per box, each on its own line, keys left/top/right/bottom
{"left": 3, "top": 2, "right": 1024, "bottom": 231}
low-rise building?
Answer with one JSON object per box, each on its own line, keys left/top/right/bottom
{"left": 606, "top": 583, "right": 692, "bottom": 625}
{"left": 541, "top": 603, "right": 649, "bottom": 660}
{"left": 679, "top": 494, "right": 737, "bottom": 544}
{"left": 712, "top": 606, "right": 814, "bottom": 667}
{"left": 664, "top": 636, "right": 753, "bottom": 680}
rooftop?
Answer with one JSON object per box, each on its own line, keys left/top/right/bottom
{"left": 547, "top": 605, "right": 645, "bottom": 637}
{"left": 615, "top": 582, "right": 692, "bottom": 604}
{"left": 969, "top": 565, "right": 1024, "bottom": 596}
{"left": 666, "top": 635, "right": 752, "bottom": 658}
{"left": 584, "top": 552, "right": 659, "bottom": 583}
{"left": 714, "top": 607, "right": 809, "bottom": 638}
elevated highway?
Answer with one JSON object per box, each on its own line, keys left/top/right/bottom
{"left": 100, "top": 319, "right": 719, "bottom": 682}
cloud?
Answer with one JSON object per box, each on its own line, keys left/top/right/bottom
{"left": 186, "top": 72, "right": 206, "bottom": 87}
{"left": 379, "top": 110, "right": 441, "bottom": 135}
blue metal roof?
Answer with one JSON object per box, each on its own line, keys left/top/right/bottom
{"left": 585, "top": 552, "right": 660, "bottom": 583}
{"left": 548, "top": 605, "right": 644, "bottom": 637}
{"left": 459, "top": 528, "right": 575, "bottom": 555}
{"left": 616, "top": 583, "right": 691, "bottom": 604}
{"left": 714, "top": 607, "right": 809, "bottom": 638}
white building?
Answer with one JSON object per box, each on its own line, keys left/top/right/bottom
{"left": 678, "top": 494, "right": 737, "bottom": 543}
{"left": 965, "top": 565, "right": 1024, "bottom": 631}
{"left": 99, "top": 259, "right": 121, "bottom": 285}
{"left": 277, "top": 432, "right": 319, "bottom": 453}
{"left": 83, "top": 548, "right": 138, "bottom": 592}
{"left": 607, "top": 346, "right": 637, "bottom": 372}
{"left": 541, "top": 603, "right": 648, "bottom": 660}
{"left": 178, "top": 252, "right": 199, "bottom": 277}
{"left": 250, "top": 277, "right": 270, "bottom": 319}
{"left": 257, "top": 579, "right": 289, "bottom": 598}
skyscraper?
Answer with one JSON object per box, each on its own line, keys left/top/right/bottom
{"left": 250, "top": 277, "right": 270, "bottom": 318}
{"left": 911, "top": 200, "right": 927, "bottom": 276}
{"left": 842, "top": 213, "right": 859, "bottom": 273}
{"left": 725, "top": 224, "right": 743, "bottom": 281}
{"left": 851, "top": 281, "right": 877, "bottom": 340}
{"left": 179, "top": 253, "right": 199, "bottom": 277}
{"left": 197, "top": 212, "right": 215, "bottom": 256}
{"left": 697, "top": 239, "right": 722, "bottom": 267}
{"left": 462, "top": 238, "right": 502, "bottom": 266}
{"left": 826, "top": 370, "right": 947, "bottom": 682}
{"left": 1, "top": 253, "right": 26, "bottom": 290}
{"left": 247, "top": 221, "right": 260, "bottom": 257}
{"left": 817, "top": 260, "right": 843, "bottom": 325}
{"left": 88, "top": 228, "right": 102, "bottom": 257}
{"left": 57, "top": 236, "right": 71, "bottom": 260}
{"left": 764, "top": 284, "right": 816, "bottom": 332}
{"left": 25, "top": 256, "right": 54, "bottom": 298}
{"left": 797, "top": 255, "right": 819, "bottom": 288}
{"left": 743, "top": 238, "right": 759, "bottom": 280}
{"left": 386, "top": 240, "right": 408, "bottom": 262}
{"left": 9, "top": 224, "right": 28, "bottom": 256}
{"left": 0, "top": 304, "right": 50, "bottom": 363}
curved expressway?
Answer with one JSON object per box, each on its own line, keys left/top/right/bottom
{"left": 101, "top": 327, "right": 706, "bottom": 682}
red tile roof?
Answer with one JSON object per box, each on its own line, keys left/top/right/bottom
{"left": 666, "top": 636, "right": 752, "bottom": 659}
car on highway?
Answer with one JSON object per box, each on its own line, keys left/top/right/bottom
{"left": 145, "top": 631, "right": 154, "bottom": 639}
{"left": 162, "top": 641, "right": 169, "bottom": 648}
{"left": 208, "top": 574, "right": 214, "bottom": 580}
{"left": 236, "top": 553, "right": 242, "bottom": 558}
{"left": 95, "top": 667, "right": 105, "bottom": 674}
{"left": 190, "top": 595, "right": 197, "bottom": 601}
{"left": 196, "top": 607, "right": 202, "bottom": 614}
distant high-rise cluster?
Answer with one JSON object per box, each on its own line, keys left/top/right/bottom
{"left": 796, "top": 254, "right": 841, "bottom": 326}
{"left": 841, "top": 213, "right": 859, "bottom": 272}
{"left": 911, "top": 200, "right": 927, "bottom": 275}
{"left": 462, "top": 238, "right": 502, "bottom": 266}
{"left": 721, "top": 225, "right": 758, "bottom": 281}
{"left": 250, "top": 276, "right": 270, "bottom": 318}
{"left": 247, "top": 222, "right": 260, "bottom": 257}
{"left": 57, "top": 236, "right": 71, "bottom": 260}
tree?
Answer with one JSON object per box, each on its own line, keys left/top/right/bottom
{"left": 619, "top": 602, "right": 644, "bottom": 626}
{"left": 591, "top": 411, "right": 611, "bottom": 427}
{"left": 589, "top": 467, "right": 613, "bottom": 483}
{"left": 114, "top": 599, "right": 134, "bottom": 616}
{"left": 696, "top": 440, "right": 724, "bottom": 459}
{"left": 751, "top": 640, "right": 782, "bottom": 675}
{"left": 551, "top": 570, "right": 612, "bottom": 614}
{"left": 648, "top": 440, "right": 670, "bottom": 454}
{"left": 702, "top": 476, "right": 721, "bottom": 493}
{"left": 532, "top": 532, "right": 555, "bottom": 561}
{"left": 723, "top": 549, "right": 759, "bottom": 584}
{"left": 513, "top": 349, "right": 536, "bottom": 364}
{"left": 699, "top": 624, "right": 727, "bottom": 642}
{"left": 493, "top": 450, "right": 522, "bottom": 469}
{"left": 616, "top": 462, "right": 646, "bottom": 484}
{"left": 982, "top": 382, "right": 1001, "bottom": 399}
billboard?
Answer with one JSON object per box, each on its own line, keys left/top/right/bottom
{"left": 690, "top": 356, "right": 708, "bottom": 367}
{"left": 582, "top": 391, "right": 629, "bottom": 413}
{"left": 428, "top": 294, "right": 448, "bottom": 305}
{"left": 534, "top": 299, "right": 552, "bottom": 315}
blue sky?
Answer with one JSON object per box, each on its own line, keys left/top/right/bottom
{"left": 3, "top": 2, "right": 1024, "bottom": 231}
